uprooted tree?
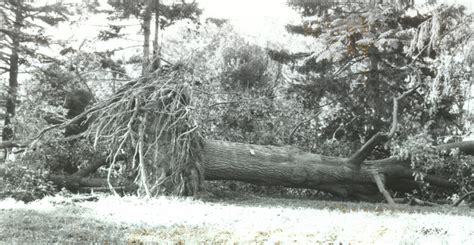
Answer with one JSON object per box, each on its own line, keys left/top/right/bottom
{"left": 1, "top": 64, "right": 469, "bottom": 204}
{"left": 1, "top": 3, "right": 473, "bottom": 204}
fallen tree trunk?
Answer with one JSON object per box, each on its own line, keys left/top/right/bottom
{"left": 201, "top": 139, "right": 457, "bottom": 201}
{"left": 1, "top": 138, "right": 462, "bottom": 201}
{"left": 1, "top": 82, "right": 467, "bottom": 203}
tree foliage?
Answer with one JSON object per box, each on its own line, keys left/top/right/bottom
{"left": 273, "top": 1, "right": 474, "bottom": 197}
{"left": 108, "top": 0, "right": 201, "bottom": 25}
{"left": 279, "top": 2, "right": 471, "bottom": 144}
{"left": 106, "top": 0, "right": 202, "bottom": 73}
{"left": 0, "top": 0, "right": 70, "bottom": 141}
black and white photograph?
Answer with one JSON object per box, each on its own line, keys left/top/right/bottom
{"left": 0, "top": 0, "right": 473, "bottom": 243}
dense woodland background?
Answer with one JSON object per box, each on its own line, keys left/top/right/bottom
{"left": 0, "top": 0, "right": 473, "bottom": 205}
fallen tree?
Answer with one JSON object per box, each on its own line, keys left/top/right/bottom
{"left": 1, "top": 67, "right": 472, "bottom": 204}
{"left": 201, "top": 139, "right": 454, "bottom": 202}
{"left": 2, "top": 136, "right": 465, "bottom": 202}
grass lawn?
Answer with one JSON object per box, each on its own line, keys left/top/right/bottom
{"left": 0, "top": 193, "right": 473, "bottom": 244}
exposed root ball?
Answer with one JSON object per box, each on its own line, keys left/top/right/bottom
{"left": 84, "top": 65, "right": 204, "bottom": 196}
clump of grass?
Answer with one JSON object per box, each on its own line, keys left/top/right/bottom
{"left": 0, "top": 208, "right": 129, "bottom": 243}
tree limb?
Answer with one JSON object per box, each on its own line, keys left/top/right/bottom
{"left": 348, "top": 86, "right": 419, "bottom": 167}
{"left": 372, "top": 171, "right": 395, "bottom": 205}
{"left": 288, "top": 112, "right": 320, "bottom": 143}
{"left": 436, "top": 141, "right": 474, "bottom": 156}
{"left": 0, "top": 134, "right": 84, "bottom": 149}
{"left": 0, "top": 141, "right": 24, "bottom": 149}
{"left": 43, "top": 112, "right": 66, "bottom": 125}
{"left": 453, "top": 191, "right": 474, "bottom": 207}
{"left": 73, "top": 158, "right": 108, "bottom": 178}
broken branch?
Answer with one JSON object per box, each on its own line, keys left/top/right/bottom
{"left": 373, "top": 171, "right": 395, "bottom": 205}
{"left": 348, "top": 86, "right": 419, "bottom": 167}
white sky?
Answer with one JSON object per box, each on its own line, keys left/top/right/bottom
{"left": 436, "top": 0, "right": 474, "bottom": 10}
{"left": 198, "top": 0, "right": 301, "bottom": 26}
{"left": 197, "top": 0, "right": 474, "bottom": 23}
{"left": 197, "top": 0, "right": 303, "bottom": 47}
{"left": 196, "top": 0, "right": 473, "bottom": 42}
{"left": 47, "top": 0, "right": 474, "bottom": 46}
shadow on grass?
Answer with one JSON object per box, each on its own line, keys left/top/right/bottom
{"left": 0, "top": 203, "right": 234, "bottom": 244}
{"left": 0, "top": 207, "right": 129, "bottom": 244}
{"left": 199, "top": 184, "right": 474, "bottom": 217}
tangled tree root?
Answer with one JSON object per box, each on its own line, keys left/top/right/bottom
{"left": 81, "top": 66, "right": 204, "bottom": 197}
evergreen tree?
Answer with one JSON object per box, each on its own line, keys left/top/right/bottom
{"left": 107, "top": 0, "right": 201, "bottom": 74}
{"left": 272, "top": 1, "right": 472, "bottom": 157}
{"left": 0, "top": 0, "right": 69, "bottom": 142}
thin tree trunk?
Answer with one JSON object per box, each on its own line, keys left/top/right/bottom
{"left": 3, "top": 4, "right": 22, "bottom": 142}
{"left": 152, "top": 0, "right": 160, "bottom": 71}
{"left": 142, "top": 0, "right": 152, "bottom": 75}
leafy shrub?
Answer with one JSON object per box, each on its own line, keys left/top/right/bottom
{"left": 391, "top": 133, "right": 474, "bottom": 201}
{"left": 22, "top": 139, "right": 101, "bottom": 175}
{"left": 1, "top": 161, "right": 56, "bottom": 202}
{"left": 1, "top": 137, "right": 108, "bottom": 201}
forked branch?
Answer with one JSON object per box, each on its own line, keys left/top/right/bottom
{"left": 348, "top": 86, "right": 419, "bottom": 167}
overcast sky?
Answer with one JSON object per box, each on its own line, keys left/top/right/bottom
{"left": 197, "top": 0, "right": 473, "bottom": 38}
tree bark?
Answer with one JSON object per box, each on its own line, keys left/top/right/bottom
{"left": 436, "top": 141, "right": 474, "bottom": 155}
{"left": 1, "top": 138, "right": 462, "bottom": 201}
{"left": 141, "top": 0, "right": 152, "bottom": 75}
{"left": 201, "top": 139, "right": 456, "bottom": 201}
{"left": 151, "top": 0, "right": 160, "bottom": 71}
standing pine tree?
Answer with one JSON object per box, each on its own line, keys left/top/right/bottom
{"left": 272, "top": 0, "right": 472, "bottom": 156}
{"left": 0, "top": 0, "right": 69, "bottom": 143}
{"left": 107, "top": 0, "right": 201, "bottom": 74}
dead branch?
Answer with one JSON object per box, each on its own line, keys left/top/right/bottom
{"left": 332, "top": 116, "right": 359, "bottom": 140}
{"left": 43, "top": 112, "right": 66, "bottom": 125}
{"left": 373, "top": 171, "right": 395, "bottom": 205}
{"left": 288, "top": 112, "right": 320, "bottom": 143}
{"left": 0, "top": 134, "right": 85, "bottom": 150}
{"left": 73, "top": 157, "right": 108, "bottom": 178}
